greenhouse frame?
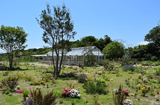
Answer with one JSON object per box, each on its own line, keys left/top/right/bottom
{"left": 31, "top": 46, "right": 106, "bottom": 65}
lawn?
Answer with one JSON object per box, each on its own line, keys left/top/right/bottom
{"left": 0, "top": 62, "right": 160, "bottom": 105}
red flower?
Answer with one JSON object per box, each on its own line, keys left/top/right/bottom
{"left": 124, "top": 89, "right": 130, "bottom": 93}
{"left": 16, "top": 90, "right": 23, "bottom": 93}
{"left": 107, "top": 84, "right": 109, "bottom": 86}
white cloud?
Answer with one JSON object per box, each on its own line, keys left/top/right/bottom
{"left": 139, "top": 41, "right": 149, "bottom": 45}
{"left": 35, "top": 47, "right": 41, "bottom": 49}
{"left": 24, "top": 47, "right": 41, "bottom": 50}
{"left": 0, "top": 48, "right": 5, "bottom": 53}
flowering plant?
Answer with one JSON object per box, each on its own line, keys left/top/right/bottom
{"left": 124, "top": 88, "right": 130, "bottom": 96}
{"left": 141, "top": 85, "right": 148, "bottom": 96}
{"left": 93, "top": 66, "right": 96, "bottom": 69}
{"left": 50, "top": 76, "right": 54, "bottom": 79}
{"left": 41, "top": 81, "right": 45, "bottom": 85}
{"left": 61, "top": 88, "right": 71, "bottom": 97}
{"left": 16, "top": 90, "right": 23, "bottom": 93}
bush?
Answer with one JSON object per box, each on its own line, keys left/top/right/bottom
{"left": 156, "top": 70, "right": 160, "bottom": 76}
{"left": 77, "top": 73, "right": 87, "bottom": 83}
{"left": 2, "top": 71, "right": 9, "bottom": 76}
{"left": 23, "top": 89, "right": 57, "bottom": 105}
{"left": 5, "top": 90, "right": 10, "bottom": 95}
{"left": 103, "top": 60, "right": 110, "bottom": 70}
{"left": 150, "top": 79, "right": 156, "bottom": 83}
{"left": 146, "top": 73, "right": 153, "bottom": 80}
{"left": 22, "top": 89, "right": 29, "bottom": 101}
{"left": 1, "top": 76, "right": 18, "bottom": 92}
{"left": 23, "top": 75, "right": 34, "bottom": 81}
{"left": 112, "top": 85, "right": 127, "bottom": 105}
{"left": 83, "top": 81, "right": 107, "bottom": 94}
{"left": 122, "top": 65, "right": 135, "bottom": 72}
{"left": 151, "top": 56, "right": 158, "bottom": 61}
{"left": 59, "top": 72, "right": 77, "bottom": 79}
{"left": 42, "top": 73, "right": 52, "bottom": 82}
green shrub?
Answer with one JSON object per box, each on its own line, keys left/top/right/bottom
{"left": 150, "top": 79, "right": 156, "bottom": 83}
{"left": 1, "top": 76, "right": 18, "bottom": 91}
{"left": 23, "top": 89, "right": 57, "bottom": 105}
{"left": 5, "top": 90, "right": 10, "bottom": 95}
{"left": 105, "top": 76, "right": 110, "bottom": 81}
{"left": 67, "top": 67, "right": 73, "bottom": 69}
{"left": 23, "top": 75, "right": 34, "bottom": 81}
{"left": 147, "top": 73, "right": 153, "bottom": 80}
{"left": 22, "top": 89, "right": 29, "bottom": 101}
{"left": 156, "top": 70, "right": 160, "bottom": 76}
{"left": 77, "top": 73, "right": 87, "bottom": 83}
{"left": 100, "top": 79, "right": 105, "bottom": 83}
{"left": 8, "top": 93, "right": 13, "bottom": 96}
{"left": 112, "top": 85, "right": 127, "bottom": 105}
{"left": 2, "top": 71, "right": 9, "bottom": 76}
{"left": 122, "top": 65, "right": 135, "bottom": 72}
{"left": 83, "top": 81, "right": 107, "bottom": 94}
{"left": 42, "top": 73, "right": 52, "bottom": 82}
{"left": 151, "top": 56, "right": 158, "bottom": 61}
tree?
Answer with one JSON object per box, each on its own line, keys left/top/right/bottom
{"left": 104, "top": 35, "right": 112, "bottom": 45}
{"left": 81, "top": 36, "right": 97, "bottom": 46}
{"left": 102, "top": 41, "right": 124, "bottom": 59}
{"left": 145, "top": 26, "right": 160, "bottom": 49}
{"left": 36, "top": 4, "right": 76, "bottom": 76}
{"left": 0, "top": 25, "right": 28, "bottom": 69}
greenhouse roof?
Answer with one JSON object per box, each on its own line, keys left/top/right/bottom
{"left": 31, "top": 46, "right": 105, "bottom": 57}
{"left": 47, "top": 46, "right": 105, "bottom": 56}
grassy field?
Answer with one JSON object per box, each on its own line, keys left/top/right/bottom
{"left": 0, "top": 62, "right": 160, "bottom": 105}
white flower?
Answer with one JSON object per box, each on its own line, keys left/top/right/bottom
{"left": 123, "top": 99, "right": 133, "bottom": 105}
{"left": 110, "top": 79, "right": 113, "bottom": 81}
{"left": 77, "top": 94, "right": 81, "bottom": 97}
{"left": 70, "top": 89, "right": 80, "bottom": 98}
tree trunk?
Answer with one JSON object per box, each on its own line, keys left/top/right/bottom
{"left": 9, "top": 61, "right": 12, "bottom": 70}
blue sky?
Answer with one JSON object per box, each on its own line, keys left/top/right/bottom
{"left": 0, "top": 0, "right": 160, "bottom": 53}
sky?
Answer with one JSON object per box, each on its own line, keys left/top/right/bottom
{"left": 0, "top": 0, "right": 160, "bottom": 53}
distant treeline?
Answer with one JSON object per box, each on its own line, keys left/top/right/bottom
{"left": 0, "top": 34, "right": 160, "bottom": 61}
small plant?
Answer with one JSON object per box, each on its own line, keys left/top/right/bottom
{"left": 8, "top": 93, "right": 13, "bottom": 96}
{"left": 42, "top": 73, "right": 52, "bottom": 82}
{"left": 66, "top": 82, "right": 74, "bottom": 89}
{"left": 105, "top": 76, "right": 110, "bottom": 81}
{"left": 2, "top": 87, "right": 7, "bottom": 93}
{"left": 83, "top": 81, "right": 107, "bottom": 94}
{"left": 92, "top": 95, "right": 99, "bottom": 105}
{"left": 22, "top": 89, "right": 29, "bottom": 101}
{"left": 16, "top": 85, "right": 20, "bottom": 90}
{"left": 141, "top": 85, "right": 148, "bottom": 96}
{"left": 1, "top": 76, "right": 18, "bottom": 91}
{"left": 77, "top": 73, "right": 87, "bottom": 83}
{"left": 5, "top": 90, "right": 10, "bottom": 95}
{"left": 23, "top": 89, "right": 57, "bottom": 105}
{"left": 59, "top": 99, "right": 63, "bottom": 104}
{"left": 112, "top": 85, "right": 127, "bottom": 105}
{"left": 150, "top": 79, "right": 156, "bottom": 83}
{"left": 46, "top": 83, "right": 49, "bottom": 88}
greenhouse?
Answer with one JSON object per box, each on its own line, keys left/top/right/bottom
{"left": 32, "top": 46, "right": 106, "bottom": 65}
